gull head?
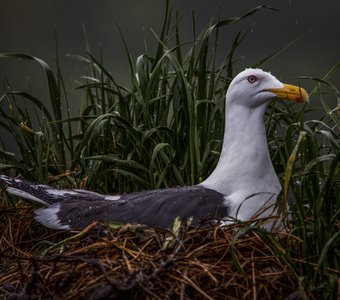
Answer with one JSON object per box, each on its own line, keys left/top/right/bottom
{"left": 227, "top": 68, "right": 309, "bottom": 108}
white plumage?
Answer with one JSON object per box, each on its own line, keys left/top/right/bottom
{"left": 0, "top": 68, "right": 308, "bottom": 230}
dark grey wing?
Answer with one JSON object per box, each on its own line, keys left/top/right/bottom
{"left": 35, "top": 186, "right": 228, "bottom": 230}
{"left": 0, "top": 175, "right": 106, "bottom": 205}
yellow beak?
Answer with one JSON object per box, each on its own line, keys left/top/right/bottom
{"left": 268, "top": 84, "right": 309, "bottom": 103}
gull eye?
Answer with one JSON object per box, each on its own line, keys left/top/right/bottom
{"left": 247, "top": 75, "right": 258, "bottom": 83}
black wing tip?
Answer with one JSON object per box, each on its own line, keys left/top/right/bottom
{"left": 0, "top": 175, "right": 18, "bottom": 186}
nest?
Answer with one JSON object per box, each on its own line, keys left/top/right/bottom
{"left": 0, "top": 203, "right": 299, "bottom": 299}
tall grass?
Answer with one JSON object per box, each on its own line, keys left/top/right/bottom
{"left": 0, "top": 1, "right": 339, "bottom": 298}
{"left": 264, "top": 66, "right": 340, "bottom": 298}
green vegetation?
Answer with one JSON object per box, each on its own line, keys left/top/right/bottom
{"left": 0, "top": 2, "right": 339, "bottom": 298}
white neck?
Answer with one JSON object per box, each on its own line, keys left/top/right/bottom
{"left": 201, "top": 102, "right": 281, "bottom": 203}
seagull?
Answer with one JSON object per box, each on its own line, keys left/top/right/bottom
{"left": 0, "top": 68, "right": 308, "bottom": 230}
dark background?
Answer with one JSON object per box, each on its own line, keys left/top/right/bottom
{"left": 0, "top": 0, "right": 339, "bottom": 115}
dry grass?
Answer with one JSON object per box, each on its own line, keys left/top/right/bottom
{"left": 0, "top": 201, "right": 304, "bottom": 300}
